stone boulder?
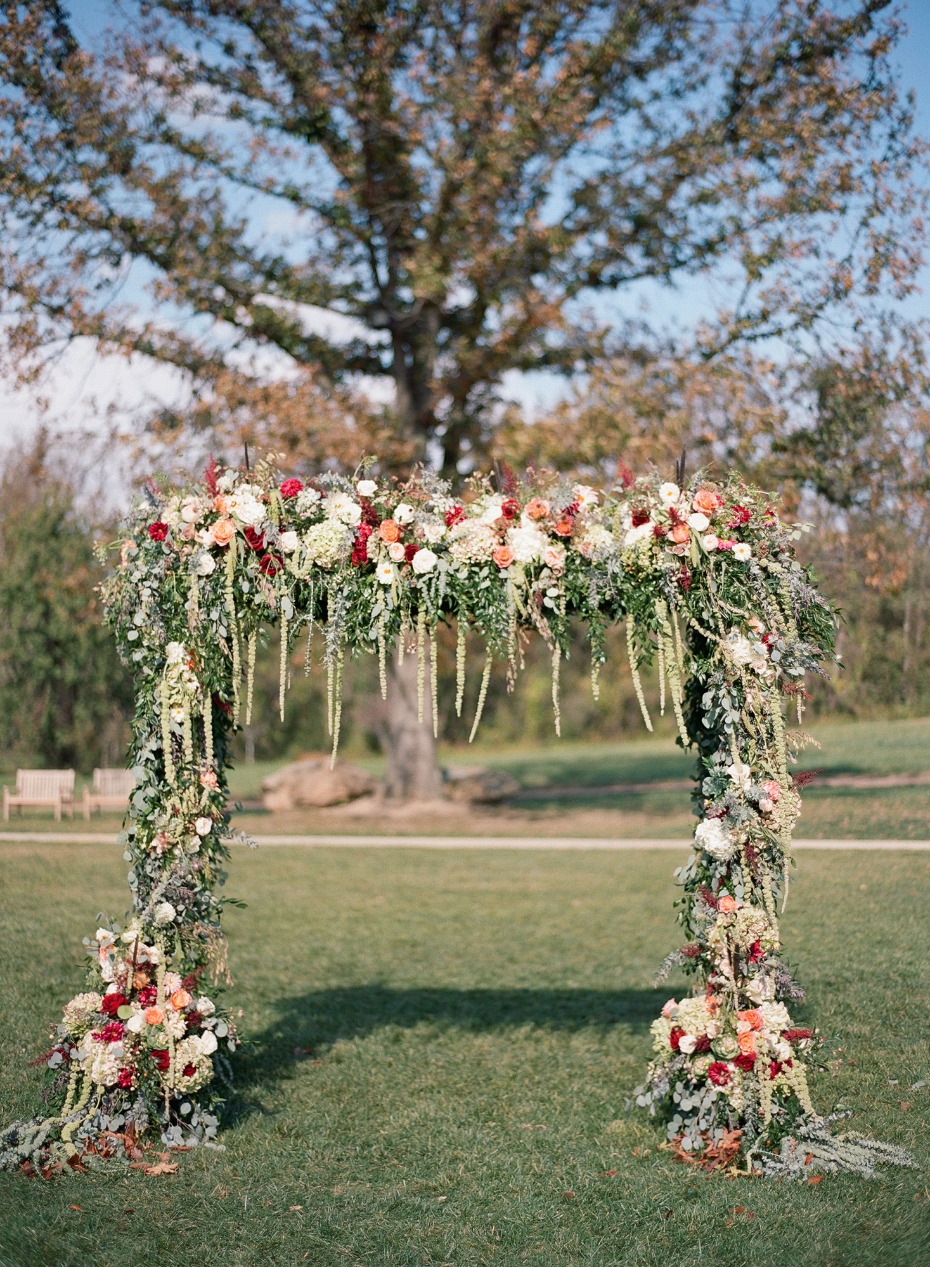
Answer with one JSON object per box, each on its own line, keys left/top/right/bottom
{"left": 443, "top": 765, "right": 520, "bottom": 804}
{"left": 261, "top": 758, "right": 376, "bottom": 811}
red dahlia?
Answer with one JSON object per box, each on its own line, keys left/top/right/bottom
{"left": 707, "top": 1061, "right": 730, "bottom": 1086}
{"left": 148, "top": 522, "right": 169, "bottom": 542}
{"left": 279, "top": 478, "right": 303, "bottom": 499}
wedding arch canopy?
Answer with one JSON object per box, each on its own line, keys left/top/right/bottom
{"left": 0, "top": 459, "right": 912, "bottom": 1178}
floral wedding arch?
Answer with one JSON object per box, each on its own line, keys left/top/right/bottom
{"left": 0, "top": 459, "right": 913, "bottom": 1179}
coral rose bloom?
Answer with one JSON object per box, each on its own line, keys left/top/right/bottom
{"left": 170, "top": 989, "right": 193, "bottom": 1011}
{"left": 525, "top": 497, "right": 551, "bottom": 521}
{"left": 379, "top": 519, "right": 401, "bottom": 543}
{"left": 737, "top": 1030, "right": 757, "bottom": 1055}
{"left": 144, "top": 1006, "right": 165, "bottom": 1026}
{"left": 739, "top": 1008, "right": 765, "bottom": 1032}
{"left": 211, "top": 517, "right": 236, "bottom": 547}
{"left": 493, "top": 545, "right": 515, "bottom": 568}
{"left": 213, "top": 494, "right": 230, "bottom": 515}
{"left": 692, "top": 488, "right": 722, "bottom": 516}
{"left": 718, "top": 895, "right": 738, "bottom": 913}
{"left": 553, "top": 517, "right": 574, "bottom": 537}
{"left": 669, "top": 522, "right": 690, "bottom": 544}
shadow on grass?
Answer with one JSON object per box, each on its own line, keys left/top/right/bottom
{"left": 227, "top": 984, "right": 660, "bottom": 1123}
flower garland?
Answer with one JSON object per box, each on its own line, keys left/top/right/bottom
{"left": 0, "top": 462, "right": 914, "bottom": 1180}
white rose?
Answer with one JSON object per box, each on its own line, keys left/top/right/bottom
{"left": 703, "top": 533, "right": 719, "bottom": 551}
{"left": 623, "top": 522, "right": 653, "bottom": 547}
{"left": 125, "top": 1012, "right": 145, "bottom": 1034}
{"left": 733, "top": 542, "right": 752, "bottom": 561}
{"left": 278, "top": 530, "right": 299, "bottom": 554}
{"left": 688, "top": 512, "right": 710, "bottom": 532}
{"left": 153, "top": 901, "right": 177, "bottom": 927}
{"left": 573, "top": 484, "right": 599, "bottom": 508}
{"left": 507, "top": 523, "right": 547, "bottom": 563}
{"left": 195, "top": 816, "right": 213, "bottom": 836}
{"left": 196, "top": 995, "right": 216, "bottom": 1017}
{"left": 180, "top": 499, "right": 203, "bottom": 524}
{"left": 678, "top": 1034, "right": 698, "bottom": 1055}
{"left": 479, "top": 497, "right": 504, "bottom": 525}
{"left": 327, "top": 492, "right": 362, "bottom": 525}
{"left": 411, "top": 547, "right": 438, "bottom": 575}
{"left": 388, "top": 542, "right": 406, "bottom": 562}
{"left": 230, "top": 495, "right": 266, "bottom": 527}
{"left": 193, "top": 551, "right": 216, "bottom": 576}
{"left": 393, "top": 502, "right": 415, "bottom": 525}
{"left": 376, "top": 562, "right": 395, "bottom": 585}
{"left": 659, "top": 482, "right": 680, "bottom": 504}
{"left": 356, "top": 479, "right": 378, "bottom": 497}
{"left": 197, "top": 1030, "right": 218, "bottom": 1055}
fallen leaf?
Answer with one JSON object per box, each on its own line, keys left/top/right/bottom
{"left": 599, "top": 1168, "right": 618, "bottom": 1178}
{"left": 69, "top": 1204, "right": 82, "bottom": 1212}
{"left": 808, "top": 1174, "right": 823, "bottom": 1186}
{"left": 561, "top": 1191, "right": 575, "bottom": 1200}
{"left": 661, "top": 1208, "right": 674, "bottom": 1221}
{"left": 130, "top": 1160, "right": 179, "bottom": 1176}
{"left": 900, "top": 1102, "right": 911, "bottom": 1111}
{"left": 289, "top": 1205, "right": 303, "bottom": 1212}
{"left": 631, "top": 1146, "right": 652, "bottom": 1158}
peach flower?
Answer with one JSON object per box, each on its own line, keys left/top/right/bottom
{"left": 379, "top": 519, "right": 401, "bottom": 543}
{"left": 718, "top": 895, "right": 738, "bottom": 913}
{"left": 525, "top": 497, "right": 551, "bottom": 521}
{"left": 493, "top": 545, "right": 514, "bottom": 568}
{"left": 669, "top": 522, "right": 690, "bottom": 544}
{"left": 553, "top": 517, "right": 574, "bottom": 537}
{"left": 170, "top": 989, "right": 193, "bottom": 1011}
{"left": 692, "top": 488, "right": 722, "bottom": 516}
{"left": 144, "top": 1006, "right": 165, "bottom": 1026}
{"left": 737, "top": 1030, "right": 757, "bottom": 1055}
{"left": 211, "top": 517, "right": 236, "bottom": 547}
{"left": 213, "top": 494, "right": 231, "bottom": 515}
{"left": 738, "top": 1008, "right": 765, "bottom": 1032}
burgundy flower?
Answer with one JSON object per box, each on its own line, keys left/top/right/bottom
{"left": 95, "top": 1021, "right": 125, "bottom": 1043}
{"left": 734, "top": 1053, "right": 756, "bottom": 1072}
{"left": 182, "top": 1062, "right": 197, "bottom": 1078}
{"left": 692, "top": 1035, "right": 712, "bottom": 1054}
{"left": 117, "top": 1068, "right": 134, "bottom": 1089}
{"left": 669, "top": 1026, "right": 685, "bottom": 1052}
{"left": 769, "top": 1060, "right": 783, "bottom": 1080}
{"left": 186, "top": 1010, "right": 203, "bottom": 1028}
{"left": 151, "top": 1049, "right": 171, "bottom": 1072}
{"left": 259, "top": 552, "right": 282, "bottom": 576}
{"left": 100, "top": 992, "right": 128, "bottom": 1017}
{"left": 404, "top": 542, "right": 420, "bottom": 563}
{"left": 676, "top": 566, "right": 692, "bottom": 591}
{"left": 707, "top": 1061, "right": 731, "bottom": 1086}
{"left": 500, "top": 498, "right": 520, "bottom": 520}
{"left": 138, "top": 985, "right": 158, "bottom": 1007}
{"left": 631, "top": 507, "right": 650, "bottom": 527}
{"left": 729, "top": 505, "right": 751, "bottom": 528}
{"left": 351, "top": 523, "right": 373, "bottom": 566}
{"left": 148, "top": 522, "right": 169, "bottom": 542}
{"left": 782, "top": 1028, "right": 814, "bottom": 1043}
{"left": 244, "top": 526, "right": 265, "bottom": 552}
{"left": 358, "top": 497, "right": 380, "bottom": 527}
{"left": 445, "top": 506, "right": 465, "bottom": 528}
{"left": 279, "top": 478, "right": 303, "bottom": 499}
{"left": 749, "top": 939, "right": 766, "bottom": 963}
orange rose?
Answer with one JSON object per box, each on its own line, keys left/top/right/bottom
{"left": 170, "top": 989, "right": 193, "bottom": 1011}
{"left": 705, "top": 992, "right": 720, "bottom": 1015}
{"left": 718, "top": 895, "right": 738, "bottom": 913}
{"left": 670, "top": 522, "right": 690, "bottom": 544}
{"left": 692, "top": 488, "right": 722, "bottom": 516}
{"left": 737, "top": 1030, "right": 757, "bottom": 1055}
{"left": 553, "top": 517, "right": 574, "bottom": 537}
{"left": 211, "top": 517, "right": 236, "bottom": 546}
{"left": 493, "top": 545, "right": 514, "bottom": 568}
{"left": 133, "top": 969, "right": 150, "bottom": 990}
{"left": 213, "top": 494, "right": 230, "bottom": 514}
{"left": 525, "top": 497, "right": 551, "bottom": 521}
{"left": 739, "top": 1008, "right": 764, "bottom": 1032}
{"left": 144, "top": 1006, "right": 165, "bottom": 1026}
{"left": 379, "top": 519, "right": 401, "bottom": 543}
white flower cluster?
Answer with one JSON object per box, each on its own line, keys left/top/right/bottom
{"left": 694, "top": 817, "right": 739, "bottom": 862}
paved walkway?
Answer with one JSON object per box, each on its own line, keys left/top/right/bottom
{"left": 1, "top": 831, "right": 928, "bottom": 851}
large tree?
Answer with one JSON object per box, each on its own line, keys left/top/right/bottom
{"left": 0, "top": 0, "right": 924, "bottom": 794}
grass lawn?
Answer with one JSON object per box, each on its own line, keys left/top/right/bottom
{"left": 0, "top": 841, "right": 928, "bottom": 1266}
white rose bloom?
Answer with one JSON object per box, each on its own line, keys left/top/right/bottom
{"left": 196, "top": 995, "right": 217, "bottom": 1017}
{"left": 217, "top": 472, "right": 236, "bottom": 492}
{"left": 573, "top": 484, "right": 599, "bottom": 508}
{"left": 388, "top": 541, "right": 406, "bottom": 561}
{"left": 422, "top": 521, "right": 446, "bottom": 543}
{"left": 726, "top": 759, "right": 753, "bottom": 793}
{"left": 733, "top": 542, "right": 752, "bottom": 561}
{"left": 357, "top": 479, "right": 378, "bottom": 497}
{"left": 688, "top": 512, "right": 710, "bottom": 532}
{"left": 703, "top": 533, "right": 719, "bottom": 551}
{"left": 411, "top": 547, "right": 438, "bottom": 575}
{"left": 125, "top": 1011, "right": 145, "bottom": 1034}
{"left": 327, "top": 492, "right": 362, "bottom": 525}
{"left": 153, "top": 901, "right": 177, "bottom": 927}
{"left": 678, "top": 1033, "right": 697, "bottom": 1055}
{"left": 393, "top": 502, "right": 415, "bottom": 525}
{"left": 479, "top": 496, "right": 505, "bottom": 525}
{"left": 196, "top": 1029, "right": 219, "bottom": 1055}
{"left": 376, "top": 562, "right": 396, "bottom": 585}
{"left": 229, "top": 494, "right": 266, "bottom": 527}
{"left": 623, "top": 522, "right": 654, "bottom": 547}
{"left": 659, "top": 482, "right": 680, "bottom": 504}
{"left": 193, "top": 551, "right": 216, "bottom": 576}
{"left": 195, "top": 816, "right": 213, "bottom": 836}
{"left": 507, "top": 523, "right": 547, "bottom": 563}
{"left": 694, "top": 817, "right": 739, "bottom": 862}
{"left": 180, "top": 498, "right": 203, "bottom": 524}
{"left": 195, "top": 528, "right": 214, "bottom": 547}
{"left": 278, "top": 530, "right": 299, "bottom": 554}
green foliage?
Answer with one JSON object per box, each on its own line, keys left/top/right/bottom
{"left": 0, "top": 442, "right": 131, "bottom": 770}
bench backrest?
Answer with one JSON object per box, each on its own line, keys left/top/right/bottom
{"left": 92, "top": 768, "right": 135, "bottom": 797}
{"left": 15, "top": 769, "right": 75, "bottom": 799}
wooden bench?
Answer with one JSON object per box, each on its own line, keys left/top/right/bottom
{"left": 3, "top": 769, "right": 75, "bottom": 821}
{"left": 83, "top": 768, "right": 136, "bottom": 819}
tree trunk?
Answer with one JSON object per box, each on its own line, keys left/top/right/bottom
{"left": 383, "top": 648, "right": 445, "bottom": 800}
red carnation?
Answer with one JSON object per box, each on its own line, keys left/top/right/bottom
{"left": 631, "top": 507, "right": 650, "bottom": 527}
{"left": 138, "top": 985, "right": 158, "bottom": 1007}
{"left": 500, "top": 498, "right": 520, "bottom": 520}
{"left": 244, "top": 526, "right": 265, "bottom": 552}
{"left": 782, "top": 1028, "right": 814, "bottom": 1043}
{"left": 148, "top": 521, "right": 169, "bottom": 542}
{"left": 95, "top": 1021, "right": 125, "bottom": 1043}
{"left": 117, "top": 1068, "right": 134, "bottom": 1089}
{"left": 729, "top": 505, "right": 751, "bottom": 528}
{"left": 404, "top": 542, "right": 420, "bottom": 563}
{"left": 280, "top": 478, "right": 303, "bottom": 499}
{"left": 749, "top": 939, "right": 766, "bottom": 963}
{"left": 183, "top": 1062, "right": 197, "bottom": 1078}
{"left": 445, "top": 506, "right": 465, "bottom": 528}
{"left": 151, "top": 1049, "right": 171, "bottom": 1072}
{"left": 669, "top": 1026, "right": 685, "bottom": 1052}
{"left": 101, "top": 992, "right": 128, "bottom": 1017}
{"left": 351, "top": 523, "right": 373, "bottom": 566}
{"left": 259, "top": 552, "right": 282, "bottom": 576}
{"left": 707, "top": 1061, "right": 731, "bottom": 1086}
{"left": 734, "top": 1053, "right": 756, "bottom": 1072}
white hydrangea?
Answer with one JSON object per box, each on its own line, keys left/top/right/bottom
{"left": 293, "top": 488, "right": 322, "bottom": 516}
{"left": 327, "top": 491, "right": 362, "bottom": 525}
{"left": 507, "top": 523, "right": 548, "bottom": 563}
{"left": 62, "top": 993, "right": 103, "bottom": 1033}
{"left": 449, "top": 522, "right": 498, "bottom": 563}
{"left": 694, "top": 817, "right": 738, "bottom": 861}
{"left": 83, "top": 1041, "right": 123, "bottom": 1087}
{"left": 623, "top": 522, "right": 653, "bottom": 548}
{"left": 675, "top": 994, "right": 715, "bottom": 1036}
{"left": 301, "top": 519, "right": 350, "bottom": 568}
